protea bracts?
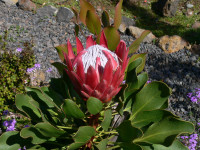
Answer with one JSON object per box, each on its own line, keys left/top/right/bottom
{"left": 63, "top": 32, "right": 129, "bottom": 103}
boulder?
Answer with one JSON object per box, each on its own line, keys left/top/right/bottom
{"left": 128, "top": 26, "right": 156, "bottom": 43}
{"left": 119, "top": 16, "right": 136, "bottom": 33}
{"left": 191, "top": 44, "right": 200, "bottom": 55}
{"left": 158, "top": 35, "right": 191, "bottom": 53}
{"left": 152, "top": 0, "right": 180, "bottom": 17}
{"left": 56, "top": 7, "right": 74, "bottom": 23}
{"left": 37, "top": 5, "right": 58, "bottom": 17}
{"left": 0, "top": 0, "right": 18, "bottom": 6}
{"left": 17, "top": 0, "right": 36, "bottom": 11}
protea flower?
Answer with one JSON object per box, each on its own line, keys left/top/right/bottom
{"left": 63, "top": 32, "right": 129, "bottom": 103}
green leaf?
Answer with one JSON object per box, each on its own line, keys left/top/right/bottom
{"left": 129, "top": 30, "right": 151, "bottom": 54}
{"left": 134, "top": 117, "right": 194, "bottom": 146}
{"left": 96, "top": 139, "right": 109, "bottom": 150}
{"left": 128, "top": 53, "right": 147, "bottom": 74}
{"left": 21, "top": 127, "right": 51, "bottom": 144}
{"left": 103, "top": 27, "right": 120, "bottom": 51}
{"left": 101, "top": 109, "right": 112, "bottom": 131}
{"left": 86, "top": 10, "right": 101, "bottom": 35}
{"left": 114, "top": 0, "right": 123, "bottom": 29}
{"left": 87, "top": 97, "right": 103, "bottom": 115}
{"left": 15, "top": 94, "right": 41, "bottom": 122}
{"left": 130, "top": 81, "right": 171, "bottom": 120}
{"left": 35, "top": 122, "right": 65, "bottom": 138}
{"left": 62, "top": 99, "right": 85, "bottom": 119}
{"left": 51, "top": 62, "right": 68, "bottom": 77}
{"left": 79, "top": 0, "right": 95, "bottom": 25}
{"left": 55, "top": 44, "right": 68, "bottom": 63}
{"left": 119, "top": 143, "right": 143, "bottom": 150}
{"left": 131, "top": 110, "right": 178, "bottom": 128}
{"left": 68, "top": 126, "right": 96, "bottom": 150}
{"left": 0, "top": 131, "right": 32, "bottom": 150}
{"left": 116, "top": 120, "right": 142, "bottom": 142}
{"left": 101, "top": 10, "right": 110, "bottom": 27}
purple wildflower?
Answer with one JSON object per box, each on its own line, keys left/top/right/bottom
{"left": 190, "top": 96, "right": 198, "bottom": 103}
{"left": 3, "top": 119, "right": 16, "bottom": 131}
{"left": 24, "top": 125, "right": 30, "bottom": 128}
{"left": 147, "top": 80, "right": 151, "bottom": 84}
{"left": 3, "top": 110, "right": 9, "bottom": 116}
{"left": 34, "top": 63, "right": 41, "bottom": 68}
{"left": 16, "top": 48, "right": 22, "bottom": 52}
{"left": 46, "top": 67, "right": 53, "bottom": 72}
{"left": 26, "top": 68, "right": 34, "bottom": 73}
{"left": 187, "top": 93, "right": 193, "bottom": 98}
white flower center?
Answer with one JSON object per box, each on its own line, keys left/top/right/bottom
{"left": 82, "top": 45, "right": 119, "bottom": 73}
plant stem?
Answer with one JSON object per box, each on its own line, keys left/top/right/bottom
{"left": 107, "top": 145, "right": 120, "bottom": 150}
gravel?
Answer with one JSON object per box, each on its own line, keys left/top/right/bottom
{"left": 0, "top": 3, "right": 200, "bottom": 121}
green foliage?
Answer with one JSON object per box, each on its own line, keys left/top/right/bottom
{"left": 0, "top": 31, "right": 35, "bottom": 111}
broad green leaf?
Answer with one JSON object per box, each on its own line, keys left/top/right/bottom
{"left": 87, "top": 97, "right": 103, "bottom": 115}
{"left": 103, "top": 27, "right": 120, "bottom": 51}
{"left": 101, "top": 109, "right": 112, "bottom": 131}
{"left": 62, "top": 99, "right": 85, "bottom": 119}
{"left": 131, "top": 110, "right": 178, "bottom": 128}
{"left": 142, "top": 140, "right": 188, "bottom": 150}
{"left": 35, "top": 122, "right": 65, "bottom": 138}
{"left": 129, "top": 30, "right": 151, "bottom": 54}
{"left": 101, "top": 10, "right": 110, "bottom": 27}
{"left": 21, "top": 127, "right": 51, "bottom": 144}
{"left": 130, "top": 81, "right": 171, "bottom": 120}
{"left": 96, "top": 139, "right": 109, "bottom": 150}
{"left": 79, "top": 0, "right": 95, "bottom": 25}
{"left": 114, "top": 0, "right": 123, "bottom": 29}
{"left": 129, "top": 53, "right": 147, "bottom": 74}
{"left": 15, "top": 94, "right": 41, "bottom": 122}
{"left": 119, "top": 143, "right": 143, "bottom": 150}
{"left": 68, "top": 126, "right": 96, "bottom": 150}
{"left": 86, "top": 10, "right": 101, "bottom": 35}
{"left": 49, "top": 78, "right": 70, "bottom": 99}
{"left": 51, "top": 62, "right": 68, "bottom": 77}
{"left": 0, "top": 131, "right": 32, "bottom": 150}
{"left": 134, "top": 117, "right": 194, "bottom": 146}
{"left": 55, "top": 44, "right": 68, "bottom": 63}
{"left": 116, "top": 120, "right": 142, "bottom": 142}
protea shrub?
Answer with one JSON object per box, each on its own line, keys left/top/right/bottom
{"left": 63, "top": 32, "right": 129, "bottom": 103}
{"left": 0, "top": 0, "right": 195, "bottom": 150}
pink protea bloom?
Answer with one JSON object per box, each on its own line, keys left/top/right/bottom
{"left": 63, "top": 31, "right": 129, "bottom": 103}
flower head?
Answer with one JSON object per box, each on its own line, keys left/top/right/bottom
{"left": 16, "top": 48, "right": 22, "bottom": 52}
{"left": 63, "top": 32, "right": 129, "bottom": 103}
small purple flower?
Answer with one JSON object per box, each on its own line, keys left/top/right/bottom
{"left": 3, "top": 110, "right": 9, "bottom": 116}
{"left": 16, "top": 48, "right": 22, "bottom": 52}
{"left": 180, "top": 135, "right": 188, "bottom": 139}
{"left": 24, "top": 125, "right": 30, "bottom": 128}
{"left": 190, "top": 96, "right": 198, "bottom": 103}
{"left": 147, "top": 80, "right": 151, "bottom": 84}
{"left": 26, "top": 68, "right": 34, "bottom": 73}
{"left": 187, "top": 93, "right": 193, "bottom": 98}
{"left": 46, "top": 67, "right": 53, "bottom": 72}
{"left": 34, "top": 63, "right": 41, "bottom": 68}
{"left": 197, "top": 122, "right": 200, "bottom": 126}
{"left": 3, "top": 119, "right": 17, "bottom": 131}
{"left": 18, "top": 146, "right": 26, "bottom": 150}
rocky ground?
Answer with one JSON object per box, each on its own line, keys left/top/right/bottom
{"left": 0, "top": 2, "right": 200, "bottom": 123}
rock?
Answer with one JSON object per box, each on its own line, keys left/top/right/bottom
{"left": 56, "top": 7, "right": 74, "bottom": 23}
{"left": 191, "top": 44, "right": 200, "bottom": 55}
{"left": 29, "top": 70, "right": 46, "bottom": 86}
{"left": 37, "top": 5, "right": 58, "bottom": 17}
{"left": 186, "top": 4, "right": 194, "bottom": 9}
{"left": 17, "top": 0, "right": 36, "bottom": 11}
{"left": 124, "top": 0, "right": 141, "bottom": 5}
{"left": 0, "top": 0, "right": 18, "bottom": 6}
{"left": 153, "top": 0, "right": 180, "bottom": 17}
{"left": 192, "top": 21, "right": 200, "bottom": 29}
{"left": 158, "top": 35, "right": 191, "bottom": 53}
{"left": 186, "top": 9, "right": 194, "bottom": 17}
{"left": 119, "top": 16, "right": 135, "bottom": 33}
{"left": 128, "top": 26, "right": 156, "bottom": 43}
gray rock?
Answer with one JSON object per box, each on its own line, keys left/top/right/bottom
{"left": 119, "top": 16, "right": 136, "bottom": 33}
{"left": 56, "top": 7, "right": 74, "bottom": 23}
{"left": 186, "top": 4, "right": 194, "bottom": 9}
{"left": 37, "top": 5, "right": 58, "bottom": 17}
